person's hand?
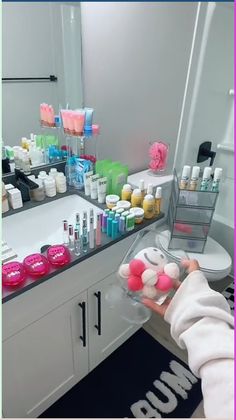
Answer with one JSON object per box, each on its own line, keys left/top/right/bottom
{"left": 142, "top": 280, "right": 181, "bottom": 317}
{"left": 142, "top": 258, "right": 200, "bottom": 317}
{"left": 181, "top": 258, "right": 200, "bottom": 273}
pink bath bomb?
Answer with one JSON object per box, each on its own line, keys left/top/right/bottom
{"left": 156, "top": 274, "right": 174, "bottom": 292}
{"left": 129, "top": 259, "right": 146, "bottom": 276}
{"left": 128, "top": 275, "right": 143, "bottom": 291}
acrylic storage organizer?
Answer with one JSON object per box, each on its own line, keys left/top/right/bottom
{"left": 105, "top": 229, "right": 187, "bottom": 325}
{"left": 167, "top": 170, "right": 219, "bottom": 253}
{"left": 64, "top": 132, "right": 98, "bottom": 189}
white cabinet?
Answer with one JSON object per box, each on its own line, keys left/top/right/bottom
{"left": 88, "top": 273, "right": 139, "bottom": 371}
{"left": 3, "top": 291, "right": 89, "bottom": 419}
{"left": 3, "top": 226, "right": 165, "bottom": 418}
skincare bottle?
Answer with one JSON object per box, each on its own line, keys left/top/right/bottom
{"left": 38, "top": 171, "right": 48, "bottom": 187}
{"left": 143, "top": 194, "right": 155, "bottom": 219}
{"left": 155, "top": 187, "right": 162, "bottom": 215}
{"left": 179, "top": 165, "right": 191, "bottom": 190}
{"left": 116, "top": 207, "right": 125, "bottom": 215}
{"left": 121, "top": 184, "right": 132, "bottom": 201}
{"left": 82, "top": 217, "right": 88, "bottom": 252}
{"left": 102, "top": 213, "right": 108, "bottom": 233}
{"left": 189, "top": 166, "right": 200, "bottom": 191}
{"left": 74, "top": 229, "right": 81, "bottom": 256}
{"left": 119, "top": 216, "right": 126, "bottom": 234}
{"left": 121, "top": 210, "right": 130, "bottom": 219}
{"left": 89, "top": 209, "right": 95, "bottom": 249}
{"left": 63, "top": 220, "right": 69, "bottom": 246}
{"left": 22, "top": 151, "right": 31, "bottom": 175}
{"left": 68, "top": 225, "right": 74, "bottom": 250}
{"left": 90, "top": 174, "right": 100, "bottom": 200}
{"left": 97, "top": 177, "right": 108, "bottom": 203}
{"left": 55, "top": 172, "right": 67, "bottom": 193}
{"left": 200, "top": 167, "right": 212, "bottom": 191}
{"left": 107, "top": 216, "right": 113, "bottom": 237}
{"left": 75, "top": 213, "right": 80, "bottom": 233}
{"left": 96, "top": 213, "right": 102, "bottom": 246}
{"left": 30, "top": 179, "right": 45, "bottom": 202}
{"left": 126, "top": 214, "right": 135, "bottom": 232}
{"left": 84, "top": 171, "right": 93, "bottom": 196}
{"left": 139, "top": 179, "right": 145, "bottom": 202}
{"left": 115, "top": 213, "right": 120, "bottom": 226}
{"left": 49, "top": 168, "right": 58, "bottom": 179}
{"left": 131, "top": 188, "right": 142, "bottom": 208}
{"left": 109, "top": 210, "right": 115, "bottom": 219}
{"left": 84, "top": 108, "right": 94, "bottom": 128}
{"left": 44, "top": 177, "right": 56, "bottom": 197}
{"left": 112, "top": 219, "right": 119, "bottom": 239}
{"left": 211, "top": 168, "right": 223, "bottom": 192}
{"left": 146, "top": 183, "right": 153, "bottom": 195}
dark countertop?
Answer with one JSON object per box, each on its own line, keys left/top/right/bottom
{"left": 2, "top": 187, "right": 164, "bottom": 303}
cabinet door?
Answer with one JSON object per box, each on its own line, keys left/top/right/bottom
{"left": 3, "top": 291, "right": 88, "bottom": 418}
{"left": 88, "top": 273, "right": 139, "bottom": 371}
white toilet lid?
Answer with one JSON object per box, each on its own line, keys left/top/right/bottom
{"left": 158, "top": 230, "right": 232, "bottom": 273}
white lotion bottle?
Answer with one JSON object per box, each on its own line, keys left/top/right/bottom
{"left": 179, "top": 165, "right": 191, "bottom": 189}
{"left": 200, "top": 167, "right": 212, "bottom": 191}
{"left": 189, "top": 166, "right": 200, "bottom": 191}
{"left": 211, "top": 168, "right": 223, "bottom": 192}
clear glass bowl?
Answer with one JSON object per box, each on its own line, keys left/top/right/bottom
{"left": 105, "top": 229, "right": 188, "bottom": 325}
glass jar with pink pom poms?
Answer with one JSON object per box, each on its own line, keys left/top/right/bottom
{"left": 148, "top": 141, "right": 169, "bottom": 176}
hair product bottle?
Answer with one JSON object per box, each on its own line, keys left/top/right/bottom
{"left": 211, "top": 168, "right": 223, "bottom": 192}
{"left": 155, "top": 187, "right": 162, "bottom": 215}
{"left": 189, "top": 166, "right": 200, "bottom": 191}
{"left": 179, "top": 165, "right": 191, "bottom": 190}
{"left": 200, "top": 167, "right": 212, "bottom": 191}
{"left": 143, "top": 194, "right": 155, "bottom": 219}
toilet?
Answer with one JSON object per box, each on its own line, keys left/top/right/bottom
{"left": 158, "top": 230, "right": 232, "bottom": 281}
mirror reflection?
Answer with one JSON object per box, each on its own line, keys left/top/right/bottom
{"left": 2, "top": 1, "right": 83, "bottom": 174}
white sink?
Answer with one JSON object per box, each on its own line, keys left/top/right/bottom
{"left": 2, "top": 194, "right": 102, "bottom": 262}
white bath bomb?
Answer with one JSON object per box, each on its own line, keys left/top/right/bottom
{"left": 141, "top": 269, "right": 158, "bottom": 286}
{"left": 119, "top": 263, "right": 130, "bottom": 278}
{"left": 143, "top": 285, "right": 157, "bottom": 299}
{"left": 164, "top": 263, "right": 180, "bottom": 280}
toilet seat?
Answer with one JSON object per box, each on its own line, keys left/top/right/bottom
{"left": 158, "top": 230, "right": 232, "bottom": 281}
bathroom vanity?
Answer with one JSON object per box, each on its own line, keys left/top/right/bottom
{"left": 2, "top": 188, "right": 166, "bottom": 418}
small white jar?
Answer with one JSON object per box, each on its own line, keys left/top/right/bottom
{"left": 55, "top": 172, "right": 67, "bottom": 193}
{"left": 44, "top": 177, "right": 56, "bottom": 197}
{"left": 106, "top": 194, "right": 120, "bottom": 209}
{"left": 116, "top": 200, "right": 131, "bottom": 211}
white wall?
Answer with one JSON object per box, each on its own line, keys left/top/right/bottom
{"left": 81, "top": 2, "right": 198, "bottom": 171}
{"left": 2, "top": 2, "right": 83, "bottom": 146}
{"left": 173, "top": 2, "right": 234, "bottom": 262}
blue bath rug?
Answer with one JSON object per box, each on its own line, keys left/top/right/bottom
{"left": 40, "top": 329, "right": 202, "bottom": 418}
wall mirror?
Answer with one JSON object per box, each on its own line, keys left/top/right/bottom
{"left": 2, "top": 1, "right": 83, "bottom": 174}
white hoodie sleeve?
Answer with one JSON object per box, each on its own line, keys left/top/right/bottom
{"left": 164, "top": 270, "right": 234, "bottom": 419}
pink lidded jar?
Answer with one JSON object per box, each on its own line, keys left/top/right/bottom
{"left": 2, "top": 261, "right": 26, "bottom": 287}
{"left": 23, "top": 253, "right": 50, "bottom": 277}
{"left": 47, "top": 245, "right": 71, "bottom": 267}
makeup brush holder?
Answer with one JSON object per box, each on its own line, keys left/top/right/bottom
{"left": 105, "top": 229, "right": 187, "bottom": 325}
{"left": 167, "top": 170, "right": 219, "bottom": 253}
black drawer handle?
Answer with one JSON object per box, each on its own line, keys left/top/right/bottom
{"left": 94, "top": 291, "right": 102, "bottom": 335}
{"left": 78, "top": 302, "right": 86, "bottom": 347}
